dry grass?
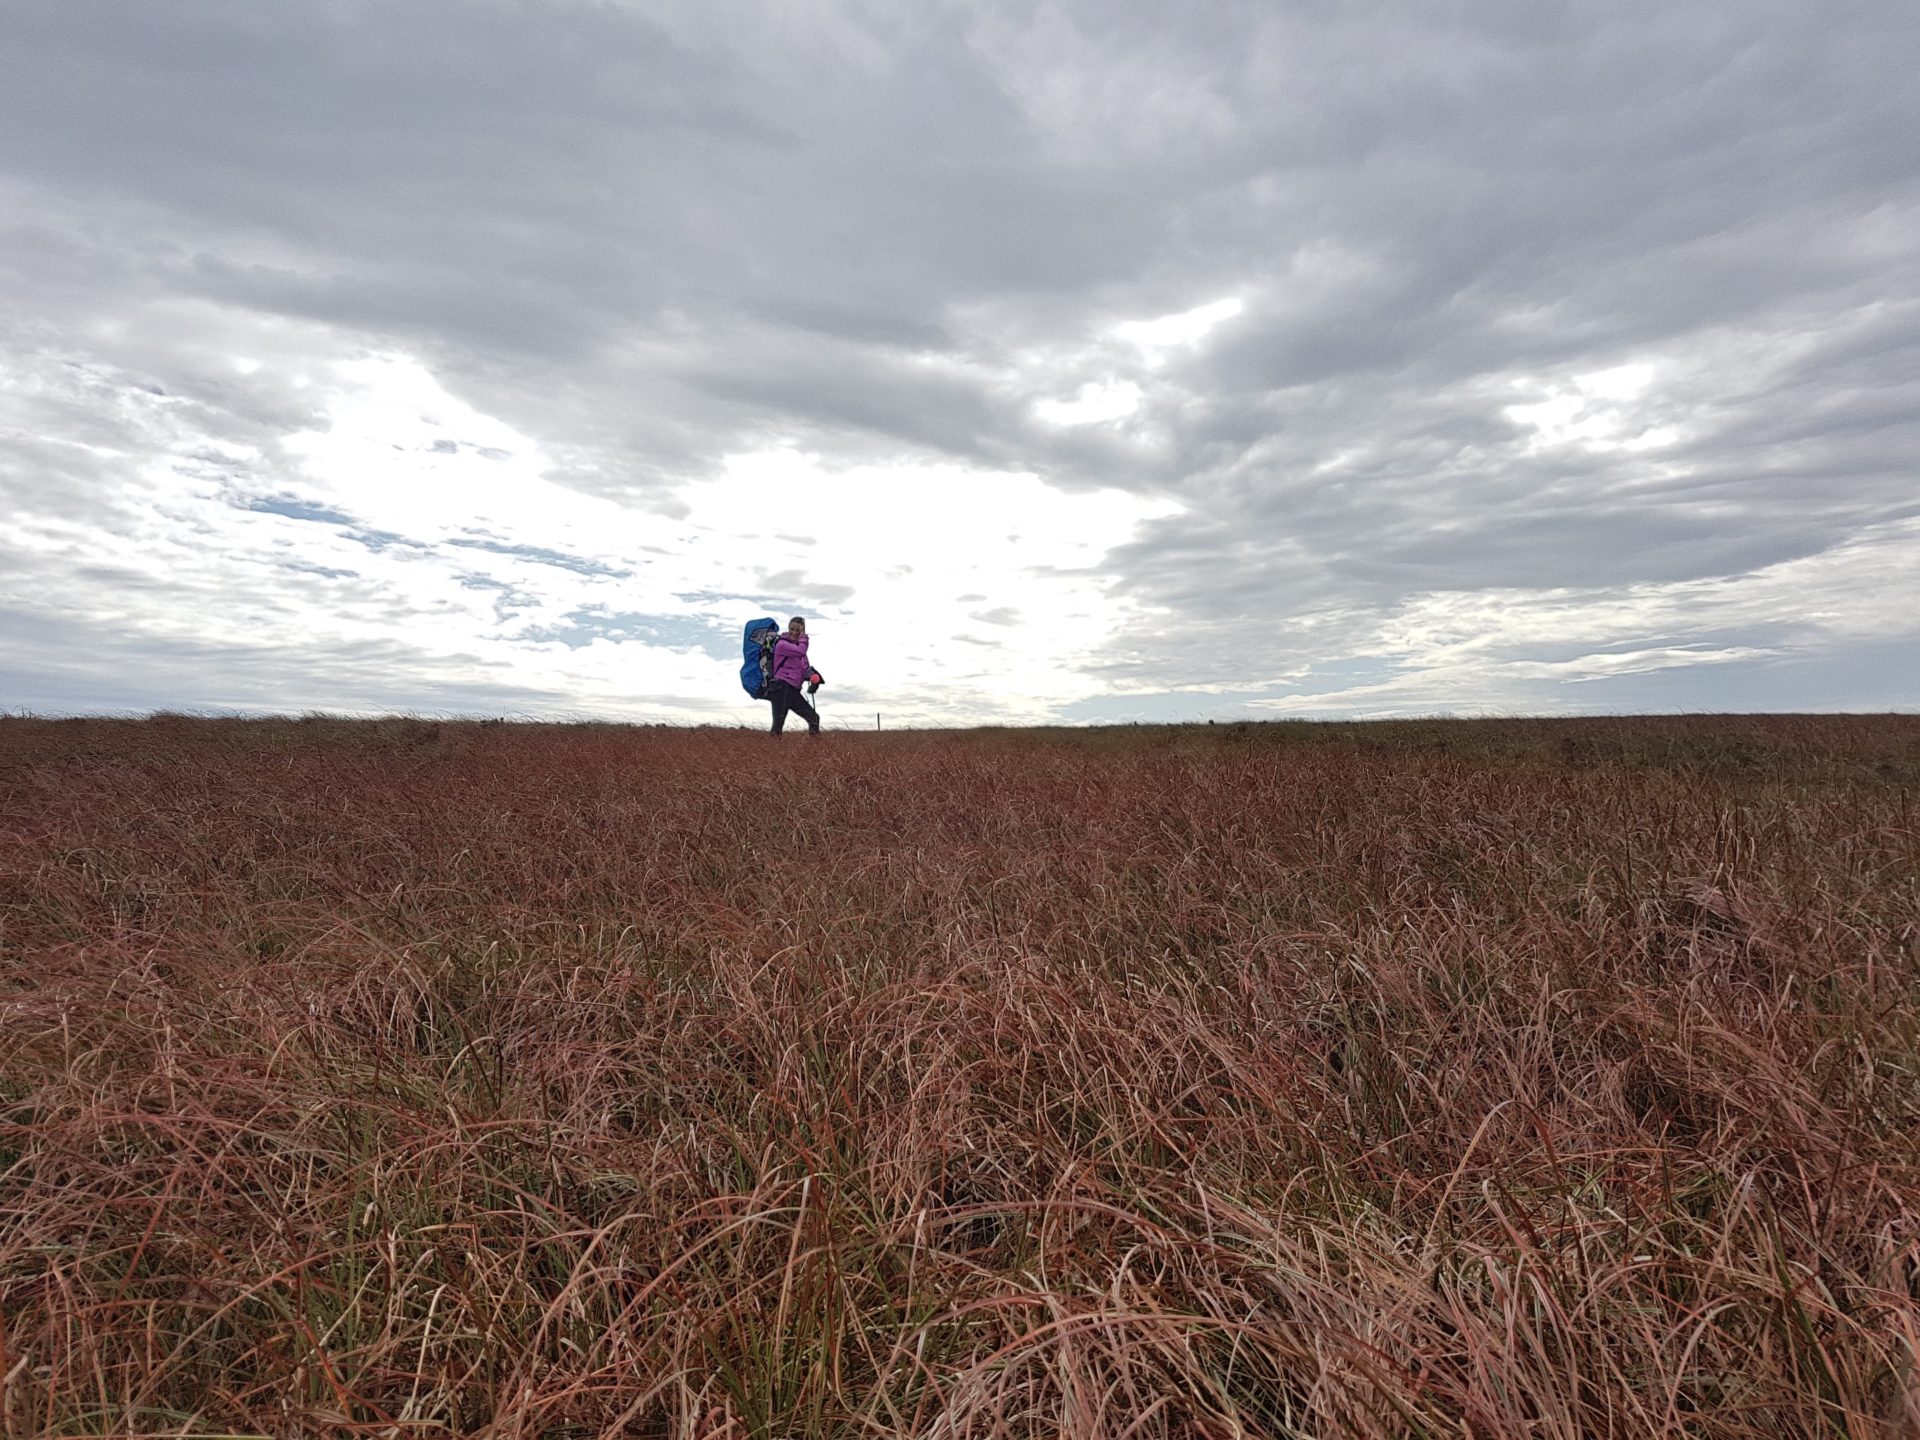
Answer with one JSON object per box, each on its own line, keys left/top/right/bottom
{"left": 2, "top": 713, "right": 1917, "bottom": 1438}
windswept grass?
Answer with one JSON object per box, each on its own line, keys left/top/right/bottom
{"left": 1, "top": 714, "right": 1916, "bottom": 1437}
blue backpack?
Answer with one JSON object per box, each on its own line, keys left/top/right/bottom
{"left": 740, "top": 617, "right": 778, "bottom": 698}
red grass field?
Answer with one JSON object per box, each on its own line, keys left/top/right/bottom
{"left": 3, "top": 714, "right": 1918, "bottom": 1437}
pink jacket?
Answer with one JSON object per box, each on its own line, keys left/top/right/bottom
{"left": 772, "top": 632, "right": 811, "bottom": 687}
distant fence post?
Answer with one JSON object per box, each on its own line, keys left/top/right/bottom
{"left": 876, "top": 713, "right": 881, "bottom": 731}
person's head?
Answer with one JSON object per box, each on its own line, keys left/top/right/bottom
{"left": 788, "top": 616, "right": 807, "bottom": 636}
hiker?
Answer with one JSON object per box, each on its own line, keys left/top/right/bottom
{"left": 767, "top": 616, "right": 821, "bottom": 735}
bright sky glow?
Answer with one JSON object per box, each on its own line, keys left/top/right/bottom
{"left": 153, "top": 354, "right": 1185, "bottom": 722}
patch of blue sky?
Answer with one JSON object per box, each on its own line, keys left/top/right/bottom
{"left": 457, "top": 573, "right": 539, "bottom": 623}
{"left": 675, "top": 589, "right": 816, "bottom": 613}
{"left": 1279, "top": 657, "right": 1404, "bottom": 695}
{"left": 521, "top": 608, "right": 733, "bottom": 659}
{"left": 348, "top": 527, "right": 422, "bottom": 553}
{"left": 447, "top": 538, "right": 631, "bottom": 578}
{"left": 244, "top": 496, "right": 418, "bottom": 553}
{"left": 424, "top": 439, "right": 512, "bottom": 460}
{"left": 246, "top": 496, "right": 357, "bottom": 527}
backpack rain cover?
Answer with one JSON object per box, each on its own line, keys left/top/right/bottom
{"left": 740, "top": 617, "right": 779, "bottom": 699}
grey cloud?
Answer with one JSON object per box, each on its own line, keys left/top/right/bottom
{"left": 681, "top": 343, "right": 1007, "bottom": 467}
{"left": 0, "top": 605, "right": 572, "bottom": 717}
{"left": 755, "top": 570, "right": 856, "bottom": 608}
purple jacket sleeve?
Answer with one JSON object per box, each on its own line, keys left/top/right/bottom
{"left": 772, "top": 634, "right": 811, "bottom": 686}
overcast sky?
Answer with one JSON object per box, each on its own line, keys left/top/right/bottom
{"left": 3, "top": 0, "right": 1915, "bottom": 725}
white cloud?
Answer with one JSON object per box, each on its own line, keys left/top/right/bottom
{"left": 1504, "top": 359, "right": 1679, "bottom": 453}
{"left": 1112, "top": 296, "right": 1243, "bottom": 365}
{"left": 1033, "top": 378, "right": 1144, "bottom": 427}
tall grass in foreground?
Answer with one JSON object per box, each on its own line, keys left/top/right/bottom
{"left": 1, "top": 715, "right": 1917, "bottom": 1438}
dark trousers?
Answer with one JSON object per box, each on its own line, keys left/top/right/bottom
{"left": 768, "top": 680, "right": 819, "bottom": 734}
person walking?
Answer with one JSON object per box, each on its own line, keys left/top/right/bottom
{"left": 767, "top": 616, "right": 821, "bottom": 735}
